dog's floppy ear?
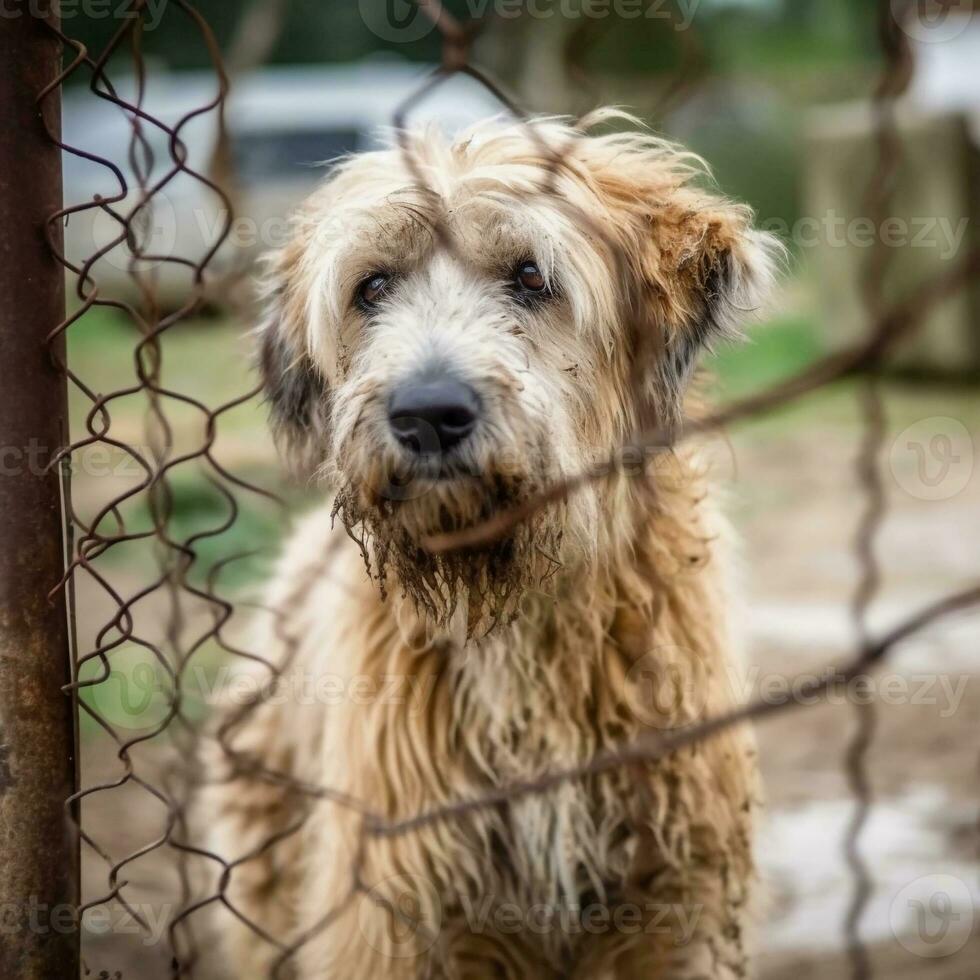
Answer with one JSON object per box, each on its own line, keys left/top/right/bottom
{"left": 573, "top": 120, "right": 780, "bottom": 427}
{"left": 648, "top": 197, "right": 780, "bottom": 417}
{"left": 256, "top": 244, "right": 331, "bottom": 469}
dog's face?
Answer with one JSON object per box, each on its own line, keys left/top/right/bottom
{"left": 260, "top": 111, "right": 777, "bottom": 631}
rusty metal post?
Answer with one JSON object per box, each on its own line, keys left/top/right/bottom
{"left": 0, "top": 3, "right": 80, "bottom": 978}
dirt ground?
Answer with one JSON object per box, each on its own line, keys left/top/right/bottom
{"left": 725, "top": 384, "right": 980, "bottom": 979}
{"left": 76, "top": 380, "right": 980, "bottom": 979}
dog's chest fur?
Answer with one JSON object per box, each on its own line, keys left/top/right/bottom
{"left": 319, "top": 570, "right": 672, "bottom": 931}
{"left": 448, "top": 617, "right": 640, "bottom": 907}
{"left": 221, "top": 488, "right": 755, "bottom": 976}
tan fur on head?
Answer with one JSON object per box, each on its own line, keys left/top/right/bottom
{"left": 203, "top": 109, "right": 776, "bottom": 978}
{"left": 258, "top": 110, "right": 778, "bottom": 631}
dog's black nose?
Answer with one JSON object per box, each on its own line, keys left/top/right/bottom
{"left": 388, "top": 377, "right": 480, "bottom": 454}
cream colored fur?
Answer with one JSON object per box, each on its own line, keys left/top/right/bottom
{"left": 201, "top": 110, "right": 777, "bottom": 979}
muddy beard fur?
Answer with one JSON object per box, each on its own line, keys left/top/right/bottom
{"left": 331, "top": 474, "right": 563, "bottom": 637}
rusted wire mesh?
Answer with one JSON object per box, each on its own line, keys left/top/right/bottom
{"left": 27, "top": 0, "right": 980, "bottom": 977}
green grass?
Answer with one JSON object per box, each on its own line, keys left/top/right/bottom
{"left": 708, "top": 312, "right": 825, "bottom": 400}
{"left": 76, "top": 635, "right": 234, "bottom": 738}
{"left": 699, "top": 309, "right": 873, "bottom": 438}
{"left": 706, "top": 307, "right": 980, "bottom": 444}
{"left": 66, "top": 304, "right": 261, "bottom": 427}
{"left": 67, "top": 304, "right": 297, "bottom": 592}
{"left": 66, "top": 307, "right": 293, "bottom": 739}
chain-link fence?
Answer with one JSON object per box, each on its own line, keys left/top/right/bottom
{"left": 2, "top": 0, "right": 979, "bottom": 978}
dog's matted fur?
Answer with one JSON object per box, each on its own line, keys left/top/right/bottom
{"left": 203, "top": 110, "right": 779, "bottom": 979}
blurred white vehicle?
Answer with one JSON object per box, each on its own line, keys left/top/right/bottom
{"left": 62, "top": 60, "right": 506, "bottom": 308}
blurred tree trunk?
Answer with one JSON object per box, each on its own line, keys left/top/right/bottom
{"left": 207, "top": 0, "right": 290, "bottom": 309}
{"left": 477, "top": 14, "right": 581, "bottom": 114}
{"left": 210, "top": 0, "right": 290, "bottom": 194}
{"left": 224, "top": 0, "right": 291, "bottom": 74}
{"left": 782, "top": 0, "right": 820, "bottom": 28}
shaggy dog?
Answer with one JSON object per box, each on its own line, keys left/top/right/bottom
{"left": 204, "top": 110, "right": 778, "bottom": 979}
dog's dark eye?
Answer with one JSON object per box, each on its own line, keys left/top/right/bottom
{"left": 515, "top": 261, "right": 546, "bottom": 293}
{"left": 357, "top": 272, "right": 390, "bottom": 309}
